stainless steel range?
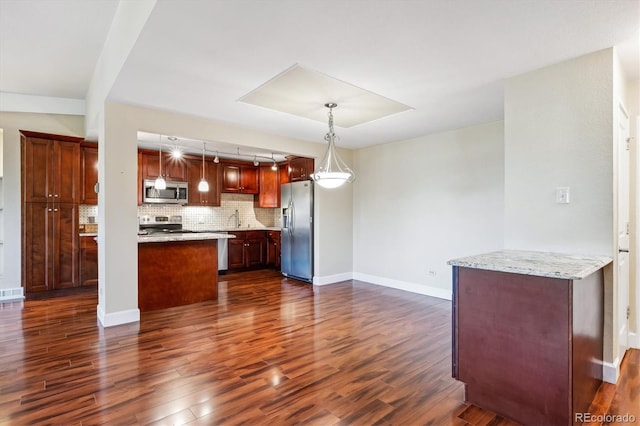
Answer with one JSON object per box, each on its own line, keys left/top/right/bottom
{"left": 138, "top": 215, "right": 195, "bottom": 235}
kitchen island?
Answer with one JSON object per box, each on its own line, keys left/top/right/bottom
{"left": 138, "top": 232, "right": 234, "bottom": 312}
{"left": 448, "top": 250, "right": 612, "bottom": 426}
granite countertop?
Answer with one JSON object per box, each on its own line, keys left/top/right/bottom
{"left": 447, "top": 249, "right": 612, "bottom": 280}
{"left": 138, "top": 232, "right": 236, "bottom": 244}
{"left": 79, "top": 232, "right": 98, "bottom": 237}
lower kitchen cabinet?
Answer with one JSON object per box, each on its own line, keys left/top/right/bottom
{"left": 228, "top": 231, "right": 268, "bottom": 270}
{"left": 23, "top": 202, "right": 78, "bottom": 292}
{"left": 79, "top": 235, "right": 98, "bottom": 286}
{"left": 267, "top": 230, "right": 281, "bottom": 269}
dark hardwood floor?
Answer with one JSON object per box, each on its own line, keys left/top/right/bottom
{"left": 0, "top": 270, "right": 637, "bottom": 425}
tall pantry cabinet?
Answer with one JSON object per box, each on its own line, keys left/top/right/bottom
{"left": 21, "top": 131, "right": 82, "bottom": 292}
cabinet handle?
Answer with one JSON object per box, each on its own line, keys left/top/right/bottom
{"left": 48, "top": 208, "right": 52, "bottom": 212}
{"left": 54, "top": 194, "right": 59, "bottom": 198}
{"left": 48, "top": 194, "right": 53, "bottom": 197}
{"left": 53, "top": 208, "right": 58, "bottom": 212}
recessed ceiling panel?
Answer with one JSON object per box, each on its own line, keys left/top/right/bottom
{"left": 239, "top": 64, "right": 413, "bottom": 128}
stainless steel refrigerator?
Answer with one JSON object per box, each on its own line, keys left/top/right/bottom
{"left": 281, "top": 181, "right": 314, "bottom": 283}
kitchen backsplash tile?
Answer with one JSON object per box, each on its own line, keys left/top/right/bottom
{"left": 80, "top": 193, "right": 280, "bottom": 230}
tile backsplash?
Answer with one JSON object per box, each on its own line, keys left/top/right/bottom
{"left": 80, "top": 193, "right": 281, "bottom": 230}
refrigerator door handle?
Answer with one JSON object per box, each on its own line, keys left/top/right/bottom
{"left": 290, "top": 199, "right": 295, "bottom": 237}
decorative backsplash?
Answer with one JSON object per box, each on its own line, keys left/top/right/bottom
{"left": 79, "top": 193, "right": 281, "bottom": 230}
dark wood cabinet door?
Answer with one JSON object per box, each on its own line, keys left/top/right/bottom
{"left": 228, "top": 238, "right": 246, "bottom": 269}
{"left": 55, "top": 140, "right": 81, "bottom": 203}
{"left": 186, "top": 158, "right": 204, "bottom": 205}
{"left": 23, "top": 203, "right": 53, "bottom": 292}
{"left": 256, "top": 166, "right": 279, "bottom": 207}
{"left": 164, "top": 156, "right": 187, "bottom": 181}
{"left": 222, "top": 165, "right": 241, "bottom": 192}
{"left": 289, "top": 157, "right": 314, "bottom": 182}
{"left": 141, "top": 152, "right": 160, "bottom": 180}
{"left": 240, "top": 166, "right": 259, "bottom": 194}
{"left": 55, "top": 203, "right": 78, "bottom": 289}
{"left": 245, "top": 238, "right": 266, "bottom": 268}
{"left": 204, "top": 162, "right": 221, "bottom": 206}
{"left": 22, "top": 137, "right": 54, "bottom": 203}
{"left": 80, "top": 236, "right": 98, "bottom": 286}
{"left": 81, "top": 145, "right": 98, "bottom": 204}
{"left": 267, "top": 231, "right": 281, "bottom": 269}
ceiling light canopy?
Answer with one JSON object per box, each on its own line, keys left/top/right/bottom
{"left": 311, "top": 103, "right": 355, "bottom": 189}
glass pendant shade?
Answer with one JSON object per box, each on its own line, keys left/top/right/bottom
{"left": 198, "top": 178, "right": 209, "bottom": 192}
{"left": 311, "top": 103, "right": 355, "bottom": 189}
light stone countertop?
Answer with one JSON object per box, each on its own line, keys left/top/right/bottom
{"left": 447, "top": 249, "right": 612, "bottom": 280}
{"left": 184, "top": 227, "right": 281, "bottom": 233}
{"left": 138, "top": 232, "right": 236, "bottom": 244}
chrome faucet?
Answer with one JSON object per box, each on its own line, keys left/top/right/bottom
{"left": 234, "top": 209, "right": 240, "bottom": 228}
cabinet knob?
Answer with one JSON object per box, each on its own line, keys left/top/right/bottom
{"left": 54, "top": 194, "right": 59, "bottom": 198}
{"left": 48, "top": 194, "right": 53, "bottom": 197}
{"left": 48, "top": 208, "right": 52, "bottom": 212}
{"left": 54, "top": 208, "right": 58, "bottom": 212}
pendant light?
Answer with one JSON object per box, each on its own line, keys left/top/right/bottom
{"left": 198, "top": 142, "right": 209, "bottom": 192}
{"left": 154, "top": 136, "right": 167, "bottom": 190}
{"left": 310, "top": 103, "right": 355, "bottom": 189}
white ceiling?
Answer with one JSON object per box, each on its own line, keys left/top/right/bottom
{"left": 1, "top": 0, "right": 638, "bottom": 151}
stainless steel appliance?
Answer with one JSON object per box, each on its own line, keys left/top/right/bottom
{"left": 281, "top": 181, "right": 313, "bottom": 282}
{"left": 217, "top": 232, "right": 229, "bottom": 272}
{"left": 142, "top": 179, "right": 188, "bottom": 204}
{"left": 138, "top": 215, "right": 192, "bottom": 234}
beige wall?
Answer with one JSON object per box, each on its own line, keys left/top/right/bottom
{"left": 352, "top": 121, "right": 505, "bottom": 297}
{"left": 0, "top": 112, "right": 85, "bottom": 290}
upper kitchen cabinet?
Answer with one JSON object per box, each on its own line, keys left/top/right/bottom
{"left": 277, "top": 156, "right": 313, "bottom": 184}
{"left": 255, "top": 165, "right": 280, "bottom": 208}
{"left": 221, "top": 161, "right": 259, "bottom": 194}
{"left": 21, "top": 131, "right": 82, "bottom": 203}
{"left": 186, "top": 157, "right": 221, "bottom": 206}
{"left": 139, "top": 149, "right": 187, "bottom": 182}
{"left": 286, "top": 156, "right": 314, "bottom": 182}
{"left": 80, "top": 143, "right": 98, "bottom": 205}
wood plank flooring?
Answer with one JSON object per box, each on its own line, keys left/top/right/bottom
{"left": 0, "top": 269, "right": 637, "bottom": 425}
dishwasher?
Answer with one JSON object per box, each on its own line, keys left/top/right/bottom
{"left": 217, "top": 232, "right": 228, "bottom": 272}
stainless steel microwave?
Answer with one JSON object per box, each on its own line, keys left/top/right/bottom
{"left": 142, "top": 179, "right": 188, "bottom": 204}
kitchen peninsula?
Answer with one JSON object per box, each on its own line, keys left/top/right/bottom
{"left": 448, "top": 250, "right": 612, "bottom": 426}
{"left": 138, "top": 232, "right": 233, "bottom": 312}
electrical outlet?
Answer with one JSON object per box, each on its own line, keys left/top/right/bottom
{"left": 428, "top": 270, "right": 437, "bottom": 277}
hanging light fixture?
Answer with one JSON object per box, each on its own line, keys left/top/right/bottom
{"left": 213, "top": 151, "right": 220, "bottom": 164}
{"left": 253, "top": 156, "right": 259, "bottom": 167}
{"left": 311, "top": 103, "right": 355, "bottom": 189}
{"left": 154, "top": 136, "right": 167, "bottom": 190}
{"left": 271, "top": 153, "right": 278, "bottom": 171}
{"left": 198, "top": 142, "right": 209, "bottom": 192}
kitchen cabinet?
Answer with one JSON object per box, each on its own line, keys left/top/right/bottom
{"left": 23, "top": 202, "right": 78, "bottom": 292}
{"left": 79, "top": 235, "right": 98, "bottom": 286}
{"left": 255, "top": 165, "right": 280, "bottom": 208}
{"left": 186, "top": 157, "right": 221, "bottom": 206}
{"left": 266, "top": 230, "right": 281, "bottom": 269}
{"left": 279, "top": 163, "right": 290, "bottom": 185}
{"left": 288, "top": 157, "right": 314, "bottom": 182}
{"left": 139, "top": 150, "right": 187, "bottom": 182}
{"left": 21, "top": 131, "right": 83, "bottom": 293}
{"left": 80, "top": 143, "right": 98, "bottom": 205}
{"left": 22, "top": 132, "right": 82, "bottom": 203}
{"left": 228, "top": 230, "right": 267, "bottom": 270}
{"left": 221, "top": 162, "right": 259, "bottom": 194}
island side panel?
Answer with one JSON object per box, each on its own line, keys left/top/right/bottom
{"left": 456, "top": 267, "right": 571, "bottom": 425}
{"left": 138, "top": 240, "right": 218, "bottom": 312}
{"left": 571, "top": 270, "right": 604, "bottom": 419}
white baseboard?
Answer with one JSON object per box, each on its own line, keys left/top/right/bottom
{"left": 603, "top": 358, "right": 620, "bottom": 384}
{"left": 353, "top": 272, "right": 452, "bottom": 300}
{"left": 97, "top": 304, "right": 140, "bottom": 327}
{"left": 0, "top": 287, "right": 25, "bottom": 302}
{"left": 313, "top": 272, "right": 354, "bottom": 286}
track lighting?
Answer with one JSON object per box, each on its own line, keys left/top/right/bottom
{"left": 198, "top": 142, "right": 209, "bottom": 192}
{"left": 154, "top": 136, "right": 167, "bottom": 190}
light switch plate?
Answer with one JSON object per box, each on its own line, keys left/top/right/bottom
{"left": 556, "top": 187, "right": 570, "bottom": 204}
